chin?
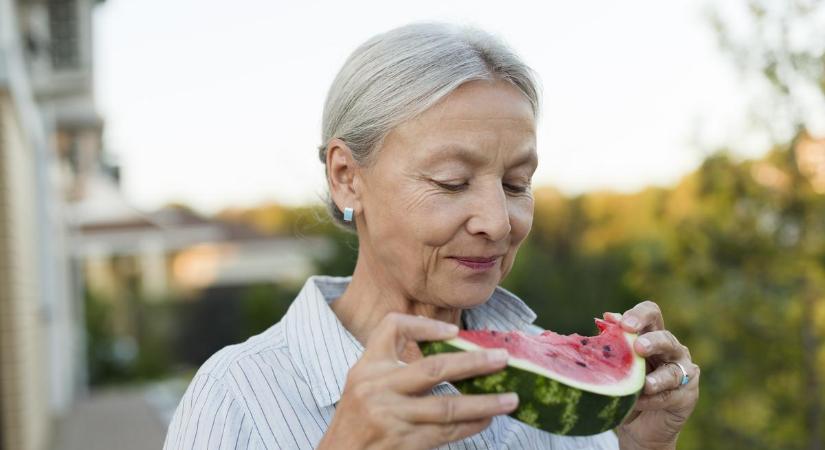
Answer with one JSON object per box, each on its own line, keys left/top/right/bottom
{"left": 436, "top": 279, "right": 499, "bottom": 309}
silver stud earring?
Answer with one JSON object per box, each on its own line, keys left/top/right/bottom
{"left": 343, "top": 207, "right": 354, "bottom": 222}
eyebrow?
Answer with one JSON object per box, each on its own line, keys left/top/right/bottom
{"left": 426, "top": 144, "right": 538, "bottom": 169}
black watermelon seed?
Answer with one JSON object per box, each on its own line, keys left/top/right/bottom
{"left": 491, "top": 331, "right": 497, "bottom": 336}
{"left": 580, "top": 339, "right": 589, "bottom": 345}
{"left": 504, "top": 336, "right": 510, "bottom": 343}
{"left": 575, "top": 361, "right": 587, "bottom": 368}
{"left": 603, "top": 345, "right": 611, "bottom": 351}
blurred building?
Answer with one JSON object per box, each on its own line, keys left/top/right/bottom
{"left": 72, "top": 202, "right": 333, "bottom": 389}
{"left": 0, "top": 1, "right": 105, "bottom": 450}
{"left": 2, "top": 0, "right": 332, "bottom": 447}
{"left": 74, "top": 204, "right": 332, "bottom": 301}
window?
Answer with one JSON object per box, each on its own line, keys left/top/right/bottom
{"left": 48, "top": 0, "right": 80, "bottom": 70}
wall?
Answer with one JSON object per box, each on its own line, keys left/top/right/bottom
{"left": 0, "top": 91, "right": 50, "bottom": 450}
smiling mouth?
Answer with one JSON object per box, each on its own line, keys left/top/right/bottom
{"left": 451, "top": 256, "right": 500, "bottom": 263}
{"left": 448, "top": 255, "right": 503, "bottom": 270}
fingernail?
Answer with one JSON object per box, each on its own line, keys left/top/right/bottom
{"left": 624, "top": 317, "right": 640, "bottom": 330}
{"left": 636, "top": 337, "right": 651, "bottom": 352}
{"left": 441, "top": 323, "right": 459, "bottom": 334}
{"left": 487, "top": 349, "right": 508, "bottom": 364}
{"left": 646, "top": 376, "right": 657, "bottom": 390}
{"left": 499, "top": 393, "right": 519, "bottom": 409}
{"left": 607, "top": 312, "right": 622, "bottom": 321}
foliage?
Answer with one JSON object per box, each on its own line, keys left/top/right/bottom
{"left": 238, "top": 283, "right": 299, "bottom": 337}
{"left": 85, "top": 283, "right": 298, "bottom": 385}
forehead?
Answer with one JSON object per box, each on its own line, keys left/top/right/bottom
{"left": 433, "top": 78, "right": 533, "bottom": 115}
{"left": 381, "top": 80, "right": 537, "bottom": 166}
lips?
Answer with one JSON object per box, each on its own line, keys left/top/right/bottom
{"left": 448, "top": 255, "right": 504, "bottom": 271}
{"left": 452, "top": 255, "right": 501, "bottom": 263}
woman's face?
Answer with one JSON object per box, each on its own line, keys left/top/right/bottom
{"left": 356, "top": 79, "right": 537, "bottom": 309}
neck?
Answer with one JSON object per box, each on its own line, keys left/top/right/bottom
{"left": 330, "top": 246, "right": 462, "bottom": 362}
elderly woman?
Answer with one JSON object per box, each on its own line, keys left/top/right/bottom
{"left": 164, "top": 22, "right": 699, "bottom": 450}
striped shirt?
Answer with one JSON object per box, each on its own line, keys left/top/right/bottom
{"left": 163, "top": 275, "right": 620, "bottom": 449}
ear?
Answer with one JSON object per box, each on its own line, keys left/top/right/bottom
{"left": 325, "top": 138, "right": 364, "bottom": 216}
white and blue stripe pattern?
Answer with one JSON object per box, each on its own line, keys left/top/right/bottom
{"left": 163, "top": 275, "right": 620, "bottom": 449}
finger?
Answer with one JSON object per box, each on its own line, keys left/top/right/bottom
{"left": 366, "top": 313, "right": 459, "bottom": 360}
{"left": 633, "top": 330, "right": 687, "bottom": 360}
{"left": 602, "top": 312, "right": 623, "bottom": 324}
{"left": 634, "top": 372, "right": 699, "bottom": 412}
{"left": 419, "top": 417, "right": 493, "bottom": 447}
{"left": 388, "top": 350, "right": 509, "bottom": 394}
{"left": 403, "top": 393, "right": 518, "bottom": 423}
{"left": 644, "top": 361, "right": 700, "bottom": 395}
{"left": 620, "top": 300, "right": 665, "bottom": 333}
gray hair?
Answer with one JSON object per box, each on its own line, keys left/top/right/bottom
{"left": 317, "top": 21, "right": 542, "bottom": 231}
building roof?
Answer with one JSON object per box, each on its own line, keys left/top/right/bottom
{"left": 70, "top": 175, "right": 159, "bottom": 231}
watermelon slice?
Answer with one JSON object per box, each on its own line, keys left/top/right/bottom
{"left": 420, "top": 318, "right": 646, "bottom": 436}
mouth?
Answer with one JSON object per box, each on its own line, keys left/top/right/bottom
{"left": 448, "top": 255, "right": 504, "bottom": 271}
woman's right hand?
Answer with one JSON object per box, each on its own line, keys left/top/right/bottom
{"left": 317, "top": 313, "right": 518, "bottom": 450}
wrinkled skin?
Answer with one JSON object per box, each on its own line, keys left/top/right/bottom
{"left": 317, "top": 79, "right": 699, "bottom": 450}
{"left": 329, "top": 79, "right": 538, "bottom": 331}
{"left": 610, "top": 304, "right": 700, "bottom": 450}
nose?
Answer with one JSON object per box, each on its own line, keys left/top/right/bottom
{"left": 466, "top": 182, "right": 512, "bottom": 241}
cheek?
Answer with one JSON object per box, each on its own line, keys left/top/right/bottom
{"left": 395, "top": 188, "right": 467, "bottom": 245}
{"left": 502, "top": 198, "right": 534, "bottom": 271}
{"left": 509, "top": 197, "right": 534, "bottom": 242}
{"left": 416, "top": 203, "right": 470, "bottom": 247}
{"left": 365, "top": 184, "right": 464, "bottom": 254}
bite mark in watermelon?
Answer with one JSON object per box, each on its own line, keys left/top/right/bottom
{"left": 420, "top": 318, "right": 645, "bottom": 436}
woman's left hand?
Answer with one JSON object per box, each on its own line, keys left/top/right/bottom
{"left": 607, "top": 301, "right": 700, "bottom": 450}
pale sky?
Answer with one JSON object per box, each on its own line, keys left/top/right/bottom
{"left": 93, "top": 0, "right": 763, "bottom": 214}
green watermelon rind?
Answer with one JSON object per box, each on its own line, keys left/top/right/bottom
{"left": 419, "top": 332, "right": 645, "bottom": 436}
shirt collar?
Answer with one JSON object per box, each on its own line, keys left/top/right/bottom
{"left": 283, "top": 275, "right": 538, "bottom": 407}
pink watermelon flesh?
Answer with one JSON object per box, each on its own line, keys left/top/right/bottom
{"left": 458, "top": 319, "right": 633, "bottom": 385}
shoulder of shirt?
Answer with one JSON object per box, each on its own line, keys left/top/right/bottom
{"left": 192, "top": 319, "right": 290, "bottom": 382}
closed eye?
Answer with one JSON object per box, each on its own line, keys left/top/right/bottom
{"left": 504, "top": 183, "right": 529, "bottom": 194}
{"left": 435, "top": 181, "right": 530, "bottom": 194}
{"left": 434, "top": 181, "right": 468, "bottom": 192}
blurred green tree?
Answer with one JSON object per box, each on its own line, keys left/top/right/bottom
{"left": 702, "top": 1, "right": 825, "bottom": 448}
